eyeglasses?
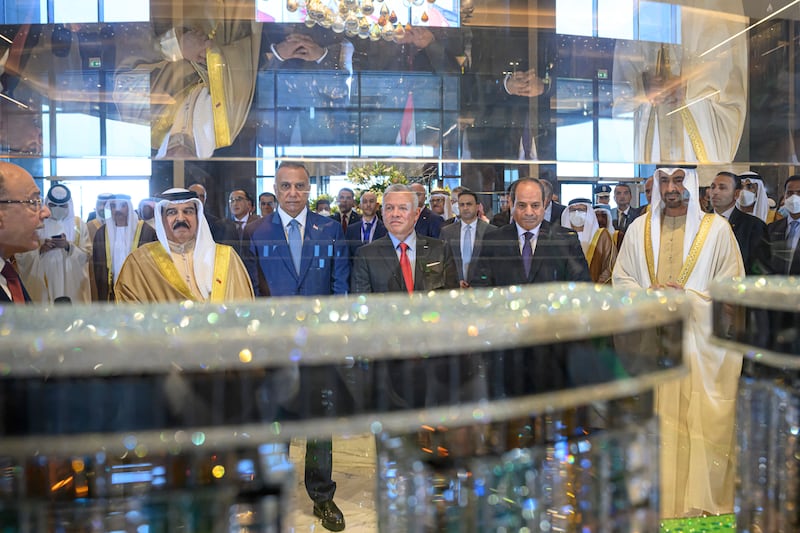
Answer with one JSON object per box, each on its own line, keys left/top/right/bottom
{"left": 229, "top": 197, "right": 248, "bottom": 204}
{"left": 0, "top": 198, "right": 43, "bottom": 210}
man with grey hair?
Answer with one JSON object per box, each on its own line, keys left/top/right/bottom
{"left": 351, "top": 183, "right": 458, "bottom": 293}
{"left": 115, "top": 188, "right": 253, "bottom": 302}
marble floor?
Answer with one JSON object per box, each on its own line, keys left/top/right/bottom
{"left": 286, "top": 434, "right": 378, "bottom": 532}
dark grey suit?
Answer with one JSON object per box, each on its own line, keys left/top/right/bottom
{"left": 470, "top": 221, "right": 590, "bottom": 286}
{"left": 610, "top": 206, "right": 641, "bottom": 231}
{"left": 440, "top": 219, "right": 495, "bottom": 282}
{"left": 350, "top": 234, "right": 459, "bottom": 294}
{"left": 767, "top": 216, "right": 800, "bottom": 275}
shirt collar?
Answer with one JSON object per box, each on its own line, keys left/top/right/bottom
{"left": 234, "top": 214, "right": 250, "bottom": 224}
{"left": 388, "top": 231, "right": 417, "bottom": 251}
{"left": 719, "top": 205, "right": 736, "bottom": 220}
{"left": 516, "top": 222, "right": 540, "bottom": 240}
{"left": 277, "top": 206, "right": 308, "bottom": 228}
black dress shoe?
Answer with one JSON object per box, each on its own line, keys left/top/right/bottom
{"left": 313, "top": 499, "right": 345, "bottom": 531}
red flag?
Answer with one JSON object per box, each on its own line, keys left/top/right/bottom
{"left": 395, "top": 91, "right": 416, "bottom": 146}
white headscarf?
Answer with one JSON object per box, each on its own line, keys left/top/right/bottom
{"left": 106, "top": 195, "right": 139, "bottom": 283}
{"left": 737, "top": 172, "right": 769, "bottom": 223}
{"left": 42, "top": 184, "right": 76, "bottom": 242}
{"left": 154, "top": 188, "right": 216, "bottom": 299}
{"left": 430, "top": 191, "right": 452, "bottom": 220}
{"left": 561, "top": 199, "right": 600, "bottom": 256}
{"left": 648, "top": 167, "right": 703, "bottom": 267}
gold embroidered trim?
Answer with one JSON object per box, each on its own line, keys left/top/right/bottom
{"left": 586, "top": 229, "right": 603, "bottom": 267}
{"left": 149, "top": 243, "right": 195, "bottom": 301}
{"left": 680, "top": 107, "right": 709, "bottom": 163}
{"left": 676, "top": 214, "right": 714, "bottom": 286}
{"left": 645, "top": 213, "right": 715, "bottom": 287}
{"left": 210, "top": 244, "right": 230, "bottom": 303}
{"left": 206, "top": 47, "right": 231, "bottom": 149}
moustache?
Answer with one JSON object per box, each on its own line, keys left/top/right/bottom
{"left": 172, "top": 221, "right": 191, "bottom": 230}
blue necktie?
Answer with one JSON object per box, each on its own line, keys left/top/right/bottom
{"left": 288, "top": 219, "right": 302, "bottom": 274}
{"left": 362, "top": 220, "right": 373, "bottom": 243}
{"left": 462, "top": 224, "right": 473, "bottom": 278}
{"left": 522, "top": 231, "right": 533, "bottom": 277}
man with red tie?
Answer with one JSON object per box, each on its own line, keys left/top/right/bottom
{"left": 350, "top": 183, "right": 458, "bottom": 294}
{"left": 0, "top": 162, "right": 52, "bottom": 304}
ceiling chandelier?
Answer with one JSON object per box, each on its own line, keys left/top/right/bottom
{"left": 288, "top": 0, "right": 437, "bottom": 41}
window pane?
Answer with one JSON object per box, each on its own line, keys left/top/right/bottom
{"left": 560, "top": 183, "right": 594, "bottom": 206}
{"left": 103, "top": 0, "right": 148, "bottom": 22}
{"left": 53, "top": 0, "right": 97, "bottom": 23}
{"left": 56, "top": 113, "right": 100, "bottom": 156}
{"left": 106, "top": 119, "right": 150, "bottom": 157}
{"left": 598, "top": 0, "right": 633, "bottom": 40}
{"left": 598, "top": 118, "right": 633, "bottom": 162}
{"left": 638, "top": 1, "right": 680, "bottom": 44}
{"left": 556, "top": 0, "right": 593, "bottom": 36}
{"left": 557, "top": 121, "right": 594, "bottom": 161}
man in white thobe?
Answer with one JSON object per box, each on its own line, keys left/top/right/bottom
{"left": 612, "top": 166, "right": 744, "bottom": 518}
{"left": 15, "top": 184, "right": 91, "bottom": 303}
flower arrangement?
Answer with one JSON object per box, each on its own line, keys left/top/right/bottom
{"left": 347, "top": 162, "right": 408, "bottom": 194}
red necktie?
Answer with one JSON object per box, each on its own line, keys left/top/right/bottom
{"left": 399, "top": 243, "right": 413, "bottom": 294}
{"left": 2, "top": 261, "right": 26, "bottom": 303}
{"left": 341, "top": 214, "right": 348, "bottom": 233}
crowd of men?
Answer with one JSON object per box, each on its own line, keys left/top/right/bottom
{"left": 3, "top": 160, "right": 800, "bottom": 527}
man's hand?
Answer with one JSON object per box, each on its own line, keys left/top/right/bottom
{"left": 400, "top": 27, "right": 434, "bottom": 50}
{"left": 274, "top": 33, "right": 325, "bottom": 62}
{"left": 505, "top": 69, "right": 545, "bottom": 97}
{"left": 180, "top": 30, "right": 211, "bottom": 64}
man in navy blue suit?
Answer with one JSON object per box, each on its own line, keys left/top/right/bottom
{"left": 0, "top": 162, "right": 51, "bottom": 304}
{"left": 247, "top": 161, "right": 349, "bottom": 531}
{"left": 344, "top": 190, "right": 386, "bottom": 258}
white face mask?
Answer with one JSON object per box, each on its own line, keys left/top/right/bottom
{"left": 738, "top": 189, "right": 756, "bottom": 207}
{"left": 318, "top": 209, "right": 331, "bottom": 217}
{"left": 785, "top": 194, "right": 800, "bottom": 215}
{"left": 50, "top": 205, "right": 69, "bottom": 220}
{"left": 569, "top": 210, "right": 587, "bottom": 228}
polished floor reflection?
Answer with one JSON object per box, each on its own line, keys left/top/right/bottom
{"left": 288, "top": 434, "right": 378, "bottom": 532}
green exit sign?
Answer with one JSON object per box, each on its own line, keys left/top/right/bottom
{"left": 597, "top": 69, "right": 608, "bottom": 80}
{"left": 88, "top": 57, "right": 102, "bottom": 68}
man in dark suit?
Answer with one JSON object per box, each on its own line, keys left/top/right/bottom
{"left": 225, "top": 189, "right": 261, "bottom": 258}
{"left": 187, "top": 183, "right": 228, "bottom": 242}
{"left": 0, "top": 162, "right": 51, "bottom": 303}
{"left": 345, "top": 190, "right": 386, "bottom": 259}
{"left": 767, "top": 175, "right": 800, "bottom": 275}
{"left": 351, "top": 184, "right": 459, "bottom": 294}
{"left": 710, "top": 171, "right": 772, "bottom": 275}
{"left": 330, "top": 187, "right": 361, "bottom": 234}
{"left": 541, "top": 179, "right": 565, "bottom": 224}
{"left": 440, "top": 190, "right": 494, "bottom": 288}
{"left": 410, "top": 182, "right": 443, "bottom": 238}
{"left": 247, "top": 162, "right": 349, "bottom": 532}
{"left": 471, "top": 178, "right": 590, "bottom": 287}
{"left": 611, "top": 183, "right": 640, "bottom": 231}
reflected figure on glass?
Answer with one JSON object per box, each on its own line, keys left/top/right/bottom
{"left": 115, "top": 188, "right": 253, "bottom": 302}
{"left": 767, "top": 175, "right": 800, "bottom": 275}
{"left": 612, "top": 167, "right": 744, "bottom": 518}
{"left": 15, "top": 184, "right": 92, "bottom": 304}
{"left": 612, "top": 1, "right": 747, "bottom": 165}
{"left": 113, "top": 1, "right": 261, "bottom": 158}
{"left": 736, "top": 171, "right": 770, "bottom": 223}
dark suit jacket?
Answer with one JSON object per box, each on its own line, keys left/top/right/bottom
{"left": 491, "top": 210, "right": 511, "bottom": 227}
{"left": 223, "top": 214, "right": 262, "bottom": 258}
{"left": 0, "top": 262, "right": 31, "bottom": 303}
{"left": 330, "top": 210, "right": 361, "bottom": 228}
{"left": 350, "top": 234, "right": 459, "bottom": 294}
{"left": 345, "top": 217, "right": 387, "bottom": 258}
{"left": 470, "top": 221, "right": 590, "bottom": 286}
{"left": 440, "top": 219, "right": 495, "bottom": 281}
{"left": 767, "top": 216, "right": 800, "bottom": 275}
{"left": 611, "top": 206, "right": 641, "bottom": 231}
{"left": 415, "top": 206, "right": 443, "bottom": 239}
{"left": 728, "top": 208, "right": 772, "bottom": 275}
{"left": 548, "top": 202, "right": 566, "bottom": 224}
{"left": 247, "top": 210, "right": 350, "bottom": 297}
